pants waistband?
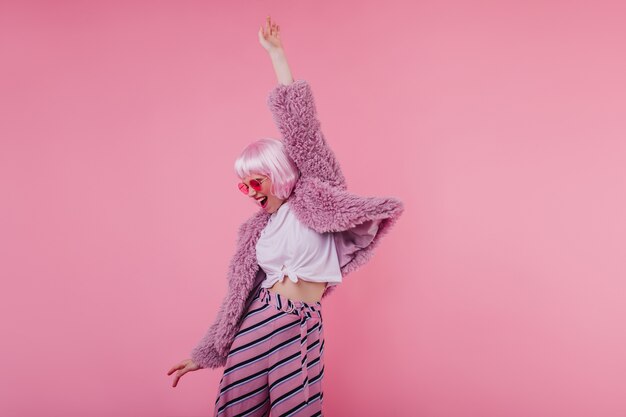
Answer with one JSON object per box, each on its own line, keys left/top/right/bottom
{"left": 256, "top": 287, "right": 322, "bottom": 320}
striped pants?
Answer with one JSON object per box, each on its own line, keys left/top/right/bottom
{"left": 213, "top": 286, "right": 325, "bottom": 417}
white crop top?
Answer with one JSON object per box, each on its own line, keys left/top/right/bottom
{"left": 255, "top": 200, "right": 343, "bottom": 289}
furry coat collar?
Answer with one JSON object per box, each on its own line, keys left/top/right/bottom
{"left": 191, "top": 80, "right": 404, "bottom": 368}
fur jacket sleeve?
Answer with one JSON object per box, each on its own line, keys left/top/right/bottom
{"left": 266, "top": 79, "right": 347, "bottom": 189}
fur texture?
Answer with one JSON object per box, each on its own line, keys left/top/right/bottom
{"left": 190, "top": 80, "right": 404, "bottom": 368}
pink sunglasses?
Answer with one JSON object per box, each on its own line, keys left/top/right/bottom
{"left": 237, "top": 177, "right": 269, "bottom": 195}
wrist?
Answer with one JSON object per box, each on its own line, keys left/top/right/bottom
{"left": 268, "top": 48, "right": 286, "bottom": 59}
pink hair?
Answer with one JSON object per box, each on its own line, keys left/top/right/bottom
{"left": 234, "top": 138, "right": 300, "bottom": 200}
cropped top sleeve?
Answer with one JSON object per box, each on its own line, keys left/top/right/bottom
{"left": 255, "top": 200, "right": 343, "bottom": 288}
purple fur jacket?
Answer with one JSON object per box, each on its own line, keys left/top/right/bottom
{"left": 190, "top": 80, "right": 405, "bottom": 369}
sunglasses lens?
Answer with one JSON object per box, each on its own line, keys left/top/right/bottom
{"left": 238, "top": 183, "right": 248, "bottom": 194}
{"left": 250, "top": 179, "right": 262, "bottom": 190}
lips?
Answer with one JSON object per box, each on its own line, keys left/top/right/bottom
{"left": 256, "top": 196, "right": 268, "bottom": 208}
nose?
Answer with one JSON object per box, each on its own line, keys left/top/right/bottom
{"left": 248, "top": 187, "right": 263, "bottom": 199}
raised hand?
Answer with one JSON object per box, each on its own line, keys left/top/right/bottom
{"left": 258, "top": 15, "right": 284, "bottom": 54}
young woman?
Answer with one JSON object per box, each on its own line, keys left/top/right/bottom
{"left": 168, "top": 16, "right": 404, "bottom": 416}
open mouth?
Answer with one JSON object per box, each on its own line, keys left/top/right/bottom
{"left": 258, "top": 196, "right": 268, "bottom": 208}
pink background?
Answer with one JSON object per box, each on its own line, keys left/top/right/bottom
{"left": 2, "top": 1, "right": 625, "bottom": 416}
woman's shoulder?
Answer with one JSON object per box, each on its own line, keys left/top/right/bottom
{"left": 238, "top": 209, "right": 271, "bottom": 238}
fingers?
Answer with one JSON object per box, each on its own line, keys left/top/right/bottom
{"left": 172, "top": 367, "right": 190, "bottom": 387}
{"left": 167, "top": 363, "right": 184, "bottom": 375}
{"left": 264, "top": 16, "right": 280, "bottom": 37}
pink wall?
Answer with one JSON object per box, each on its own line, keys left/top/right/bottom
{"left": 2, "top": 1, "right": 625, "bottom": 416}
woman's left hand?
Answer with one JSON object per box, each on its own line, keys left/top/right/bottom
{"left": 258, "top": 15, "right": 284, "bottom": 54}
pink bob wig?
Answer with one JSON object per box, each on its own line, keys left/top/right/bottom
{"left": 234, "top": 138, "right": 300, "bottom": 200}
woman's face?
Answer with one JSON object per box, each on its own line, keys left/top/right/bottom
{"left": 240, "top": 173, "right": 285, "bottom": 214}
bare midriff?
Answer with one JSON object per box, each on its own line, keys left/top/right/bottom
{"left": 268, "top": 275, "right": 327, "bottom": 304}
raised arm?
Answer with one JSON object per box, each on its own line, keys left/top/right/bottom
{"left": 258, "top": 17, "right": 293, "bottom": 86}
{"left": 259, "top": 17, "right": 347, "bottom": 188}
